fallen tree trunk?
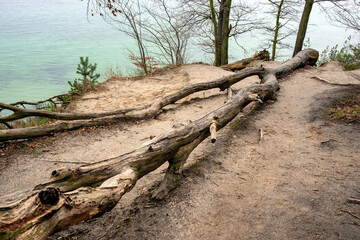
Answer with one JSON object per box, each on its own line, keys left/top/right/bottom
{"left": 0, "top": 67, "right": 264, "bottom": 141}
{"left": 0, "top": 49, "right": 318, "bottom": 240}
{"left": 221, "top": 49, "right": 270, "bottom": 71}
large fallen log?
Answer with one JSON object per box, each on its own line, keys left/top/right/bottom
{"left": 0, "top": 67, "right": 264, "bottom": 141}
{"left": 221, "top": 49, "right": 270, "bottom": 71}
{"left": 0, "top": 49, "right": 318, "bottom": 240}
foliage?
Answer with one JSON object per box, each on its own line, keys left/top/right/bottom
{"left": 318, "top": 37, "right": 360, "bottom": 70}
{"left": 68, "top": 57, "right": 100, "bottom": 94}
{"left": 129, "top": 53, "right": 160, "bottom": 75}
{"left": 327, "top": 92, "right": 360, "bottom": 124}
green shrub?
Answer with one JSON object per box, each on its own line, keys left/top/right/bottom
{"left": 68, "top": 57, "right": 100, "bottom": 94}
{"left": 318, "top": 36, "right": 360, "bottom": 70}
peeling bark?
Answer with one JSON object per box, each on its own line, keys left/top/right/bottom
{"left": 0, "top": 49, "right": 318, "bottom": 240}
{"left": 221, "top": 49, "right": 270, "bottom": 71}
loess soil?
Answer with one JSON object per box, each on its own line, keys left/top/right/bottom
{"left": 1, "top": 62, "right": 360, "bottom": 240}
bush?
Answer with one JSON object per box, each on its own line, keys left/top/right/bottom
{"left": 68, "top": 57, "right": 100, "bottom": 94}
{"left": 318, "top": 36, "right": 360, "bottom": 70}
{"left": 129, "top": 53, "right": 160, "bottom": 76}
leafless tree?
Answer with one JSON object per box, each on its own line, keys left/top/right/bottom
{"left": 85, "top": 0, "right": 195, "bottom": 72}
{"left": 141, "top": 0, "right": 195, "bottom": 65}
{"left": 86, "top": 0, "right": 151, "bottom": 74}
{"left": 261, "top": 0, "right": 300, "bottom": 60}
{"left": 182, "top": 0, "right": 262, "bottom": 66}
{"left": 292, "top": 0, "right": 354, "bottom": 56}
{"left": 321, "top": 0, "right": 360, "bottom": 32}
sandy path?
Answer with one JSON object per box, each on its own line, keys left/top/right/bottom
{"left": 1, "top": 63, "right": 360, "bottom": 240}
{"left": 51, "top": 66, "right": 360, "bottom": 240}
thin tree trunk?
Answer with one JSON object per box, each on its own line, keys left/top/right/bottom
{"left": 210, "top": 0, "right": 220, "bottom": 66}
{"left": 217, "top": 0, "right": 225, "bottom": 66}
{"left": 293, "top": 0, "right": 314, "bottom": 57}
{"left": 272, "top": 0, "right": 285, "bottom": 61}
{"left": 221, "top": 0, "right": 232, "bottom": 65}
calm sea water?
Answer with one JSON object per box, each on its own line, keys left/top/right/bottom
{"left": 0, "top": 0, "right": 356, "bottom": 104}
{"left": 0, "top": 0, "right": 133, "bottom": 104}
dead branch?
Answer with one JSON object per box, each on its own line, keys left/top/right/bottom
{"left": 221, "top": 49, "right": 270, "bottom": 71}
{"left": 7, "top": 94, "right": 70, "bottom": 107}
{"left": 0, "top": 67, "right": 265, "bottom": 141}
{"left": 0, "top": 49, "right": 318, "bottom": 239}
{"left": 348, "top": 198, "right": 360, "bottom": 205}
{"left": 341, "top": 210, "right": 360, "bottom": 220}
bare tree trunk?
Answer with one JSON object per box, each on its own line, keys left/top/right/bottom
{"left": 221, "top": 0, "right": 232, "bottom": 65}
{"left": 210, "top": 0, "right": 220, "bottom": 66}
{"left": 272, "top": 0, "right": 285, "bottom": 61}
{"left": 211, "top": 0, "right": 231, "bottom": 66}
{"left": 293, "top": 0, "right": 314, "bottom": 57}
{"left": 0, "top": 49, "right": 318, "bottom": 240}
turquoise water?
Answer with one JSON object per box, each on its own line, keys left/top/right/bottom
{"left": 0, "top": 0, "right": 357, "bottom": 104}
{"left": 0, "top": 0, "right": 133, "bottom": 104}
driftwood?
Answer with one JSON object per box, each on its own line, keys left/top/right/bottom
{"left": 221, "top": 49, "right": 270, "bottom": 71}
{"left": 0, "top": 49, "right": 318, "bottom": 240}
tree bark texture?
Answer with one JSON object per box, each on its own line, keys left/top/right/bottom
{"left": 221, "top": 49, "right": 270, "bottom": 71}
{"left": 0, "top": 49, "right": 318, "bottom": 240}
{"left": 272, "top": 0, "right": 285, "bottom": 61}
{"left": 211, "top": 0, "right": 232, "bottom": 66}
{"left": 221, "top": 0, "right": 231, "bottom": 65}
{"left": 210, "top": 0, "right": 219, "bottom": 66}
{"left": 293, "top": 0, "right": 314, "bottom": 57}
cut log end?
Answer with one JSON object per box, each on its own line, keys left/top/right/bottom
{"left": 38, "top": 187, "right": 60, "bottom": 205}
{"left": 210, "top": 120, "right": 217, "bottom": 143}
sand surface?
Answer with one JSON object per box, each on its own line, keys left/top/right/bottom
{"left": 1, "top": 62, "right": 360, "bottom": 240}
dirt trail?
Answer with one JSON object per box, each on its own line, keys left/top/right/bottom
{"left": 1, "top": 63, "right": 360, "bottom": 240}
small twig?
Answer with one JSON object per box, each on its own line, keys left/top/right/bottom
{"left": 9, "top": 94, "right": 69, "bottom": 107}
{"left": 348, "top": 198, "right": 360, "bottom": 205}
{"left": 33, "top": 158, "right": 89, "bottom": 165}
{"left": 341, "top": 209, "right": 360, "bottom": 220}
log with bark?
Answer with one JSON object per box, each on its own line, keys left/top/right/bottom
{"left": 0, "top": 49, "right": 318, "bottom": 240}
{"left": 220, "top": 49, "right": 270, "bottom": 71}
{"left": 0, "top": 67, "right": 264, "bottom": 141}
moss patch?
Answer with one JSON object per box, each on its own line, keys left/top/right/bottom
{"left": 327, "top": 89, "right": 360, "bottom": 124}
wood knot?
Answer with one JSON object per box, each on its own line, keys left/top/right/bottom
{"left": 50, "top": 167, "right": 72, "bottom": 180}
{"left": 38, "top": 187, "right": 60, "bottom": 205}
{"left": 51, "top": 170, "right": 59, "bottom": 177}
